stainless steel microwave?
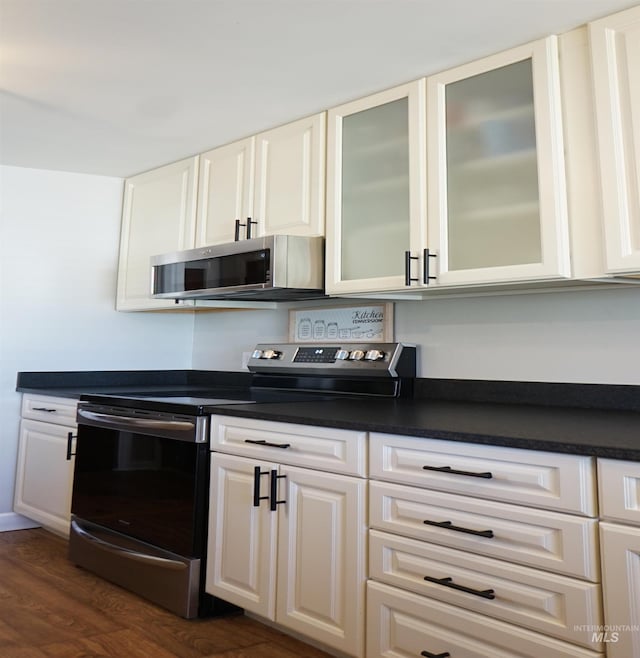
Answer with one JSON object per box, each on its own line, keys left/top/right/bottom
{"left": 151, "top": 235, "right": 325, "bottom": 301}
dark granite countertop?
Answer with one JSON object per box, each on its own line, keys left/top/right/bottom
{"left": 15, "top": 369, "right": 253, "bottom": 399}
{"left": 208, "top": 397, "right": 640, "bottom": 460}
{"left": 16, "top": 370, "right": 640, "bottom": 460}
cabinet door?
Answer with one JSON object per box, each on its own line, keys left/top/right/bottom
{"left": 427, "top": 37, "right": 570, "bottom": 286}
{"left": 116, "top": 156, "right": 198, "bottom": 311}
{"left": 599, "top": 522, "right": 640, "bottom": 657}
{"left": 326, "top": 81, "right": 427, "bottom": 294}
{"left": 276, "top": 465, "right": 367, "bottom": 657}
{"left": 196, "top": 137, "right": 255, "bottom": 246}
{"left": 590, "top": 6, "right": 640, "bottom": 274}
{"left": 206, "top": 453, "right": 278, "bottom": 618}
{"left": 254, "top": 113, "right": 326, "bottom": 238}
{"left": 13, "top": 419, "right": 75, "bottom": 537}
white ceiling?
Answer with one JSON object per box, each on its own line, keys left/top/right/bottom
{"left": 0, "top": 0, "right": 637, "bottom": 178}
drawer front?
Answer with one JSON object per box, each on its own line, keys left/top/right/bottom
{"left": 369, "top": 529, "right": 602, "bottom": 649}
{"left": 367, "top": 581, "right": 604, "bottom": 658}
{"left": 369, "top": 480, "right": 599, "bottom": 580}
{"left": 598, "top": 458, "right": 640, "bottom": 525}
{"left": 370, "top": 433, "right": 596, "bottom": 516}
{"left": 210, "top": 415, "right": 367, "bottom": 476}
{"left": 21, "top": 394, "right": 78, "bottom": 427}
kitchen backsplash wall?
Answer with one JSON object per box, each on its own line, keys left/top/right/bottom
{"left": 192, "top": 286, "right": 640, "bottom": 385}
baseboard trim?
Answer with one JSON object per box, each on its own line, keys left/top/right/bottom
{"left": 0, "top": 512, "right": 41, "bottom": 532}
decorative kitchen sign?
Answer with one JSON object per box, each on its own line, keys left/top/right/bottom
{"left": 289, "top": 303, "right": 393, "bottom": 343}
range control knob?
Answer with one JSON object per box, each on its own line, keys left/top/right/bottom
{"left": 365, "top": 349, "right": 385, "bottom": 361}
{"left": 251, "top": 349, "right": 263, "bottom": 359}
{"left": 262, "top": 349, "right": 282, "bottom": 360}
{"left": 336, "top": 349, "right": 350, "bottom": 360}
{"left": 348, "top": 349, "right": 365, "bottom": 361}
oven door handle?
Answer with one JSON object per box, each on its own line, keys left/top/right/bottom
{"left": 77, "top": 408, "right": 196, "bottom": 434}
{"left": 71, "top": 520, "right": 186, "bottom": 570}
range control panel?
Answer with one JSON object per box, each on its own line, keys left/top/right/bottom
{"left": 248, "top": 343, "right": 416, "bottom": 378}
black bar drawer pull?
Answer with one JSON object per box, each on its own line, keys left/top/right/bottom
{"left": 423, "top": 464, "right": 493, "bottom": 479}
{"left": 404, "top": 251, "right": 419, "bottom": 286}
{"left": 246, "top": 217, "right": 258, "bottom": 239}
{"left": 33, "top": 407, "right": 57, "bottom": 412}
{"left": 423, "top": 519, "right": 494, "bottom": 538}
{"left": 244, "top": 439, "right": 291, "bottom": 449}
{"left": 252, "top": 466, "right": 270, "bottom": 507}
{"left": 66, "top": 432, "right": 77, "bottom": 461}
{"left": 423, "top": 248, "right": 437, "bottom": 284}
{"left": 269, "top": 470, "right": 287, "bottom": 512}
{"left": 234, "top": 218, "right": 244, "bottom": 241}
{"left": 421, "top": 651, "right": 450, "bottom": 658}
{"left": 424, "top": 575, "right": 496, "bottom": 599}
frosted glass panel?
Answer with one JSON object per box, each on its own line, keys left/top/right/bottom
{"left": 341, "top": 98, "right": 410, "bottom": 280}
{"left": 445, "top": 59, "right": 541, "bottom": 270}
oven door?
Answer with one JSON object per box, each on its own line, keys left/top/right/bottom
{"left": 71, "top": 404, "right": 210, "bottom": 558}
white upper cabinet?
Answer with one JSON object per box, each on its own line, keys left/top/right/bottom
{"left": 590, "top": 5, "right": 640, "bottom": 274}
{"left": 116, "top": 156, "right": 198, "bottom": 311}
{"left": 326, "top": 81, "right": 427, "bottom": 295}
{"left": 254, "top": 113, "right": 326, "bottom": 238}
{"left": 197, "top": 113, "right": 326, "bottom": 245}
{"left": 196, "top": 137, "right": 255, "bottom": 247}
{"left": 427, "top": 37, "right": 571, "bottom": 286}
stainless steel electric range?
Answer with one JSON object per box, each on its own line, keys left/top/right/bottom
{"left": 68, "top": 342, "right": 416, "bottom": 618}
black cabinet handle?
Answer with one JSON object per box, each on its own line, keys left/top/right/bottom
{"left": 423, "top": 248, "right": 437, "bottom": 284}
{"left": 234, "top": 219, "right": 244, "bottom": 241}
{"left": 244, "top": 439, "right": 291, "bottom": 449}
{"left": 246, "top": 217, "right": 258, "bottom": 239}
{"left": 423, "top": 465, "right": 493, "bottom": 479}
{"left": 33, "top": 407, "right": 57, "bottom": 412}
{"left": 423, "top": 575, "right": 496, "bottom": 599}
{"left": 252, "top": 466, "right": 270, "bottom": 507}
{"left": 405, "top": 251, "right": 419, "bottom": 286}
{"left": 423, "top": 519, "right": 494, "bottom": 538}
{"left": 421, "top": 651, "right": 450, "bottom": 658}
{"left": 269, "top": 469, "right": 287, "bottom": 511}
{"left": 66, "top": 432, "right": 77, "bottom": 461}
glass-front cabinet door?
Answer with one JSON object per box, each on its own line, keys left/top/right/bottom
{"left": 426, "top": 37, "right": 571, "bottom": 286}
{"left": 326, "top": 81, "right": 427, "bottom": 294}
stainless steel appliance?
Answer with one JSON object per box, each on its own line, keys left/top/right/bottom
{"left": 69, "top": 342, "right": 415, "bottom": 618}
{"left": 150, "top": 235, "right": 324, "bottom": 301}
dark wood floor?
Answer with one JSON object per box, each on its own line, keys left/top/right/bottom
{"left": 0, "top": 528, "right": 331, "bottom": 658}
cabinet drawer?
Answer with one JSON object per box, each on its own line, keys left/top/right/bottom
{"left": 21, "top": 394, "right": 78, "bottom": 427}
{"left": 367, "top": 581, "right": 604, "bottom": 658}
{"left": 369, "top": 480, "right": 599, "bottom": 580}
{"left": 369, "top": 529, "right": 602, "bottom": 649}
{"left": 598, "top": 458, "right": 640, "bottom": 525}
{"left": 210, "top": 416, "right": 367, "bottom": 476}
{"left": 370, "top": 433, "right": 597, "bottom": 515}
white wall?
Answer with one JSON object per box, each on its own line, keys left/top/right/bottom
{"left": 0, "top": 165, "right": 195, "bottom": 523}
{"left": 192, "top": 286, "right": 640, "bottom": 384}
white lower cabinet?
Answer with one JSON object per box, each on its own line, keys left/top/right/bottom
{"left": 597, "top": 458, "right": 640, "bottom": 657}
{"left": 367, "top": 433, "right": 603, "bottom": 658}
{"left": 599, "top": 523, "right": 640, "bottom": 658}
{"left": 13, "top": 395, "right": 78, "bottom": 537}
{"left": 206, "top": 417, "right": 367, "bottom": 657}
